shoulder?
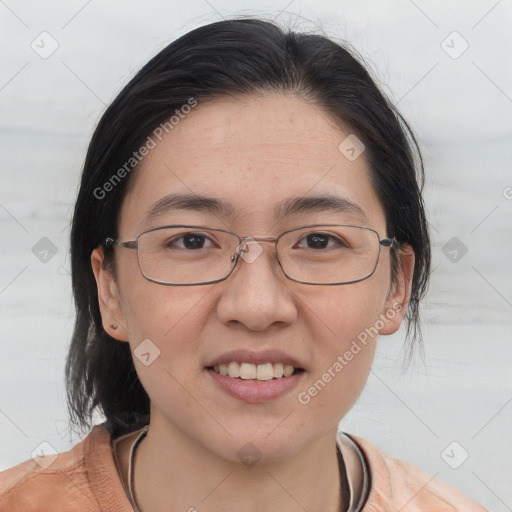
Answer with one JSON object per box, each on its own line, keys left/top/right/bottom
{"left": 0, "top": 424, "right": 131, "bottom": 512}
{"left": 344, "top": 434, "right": 489, "bottom": 512}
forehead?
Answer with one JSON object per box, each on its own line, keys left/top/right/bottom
{"left": 119, "top": 93, "right": 386, "bottom": 234}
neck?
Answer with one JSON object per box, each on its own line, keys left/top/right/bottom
{"left": 131, "top": 420, "right": 344, "bottom": 512}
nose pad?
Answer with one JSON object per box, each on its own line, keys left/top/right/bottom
{"left": 234, "top": 238, "right": 264, "bottom": 264}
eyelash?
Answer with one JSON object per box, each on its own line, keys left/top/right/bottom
{"left": 165, "top": 231, "right": 348, "bottom": 250}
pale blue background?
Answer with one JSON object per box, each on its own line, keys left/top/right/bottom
{"left": 1, "top": 1, "right": 511, "bottom": 510}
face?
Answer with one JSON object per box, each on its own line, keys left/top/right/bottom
{"left": 92, "top": 93, "right": 413, "bottom": 463}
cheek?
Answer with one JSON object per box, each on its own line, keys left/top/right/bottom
{"left": 116, "top": 247, "right": 208, "bottom": 341}
{"left": 307, "top": 276, "right": 388, "bottom": 350}
{"left": 296, "top": 280, "right": 387, "bottom": 414}
{"left": 296, "top": 351, "right": 374, "bottom": 425}
{"left": 116, "top": 263, "right": 213, "bottom": 398}
{"left": 121, "top": 286, "right": 213, "bottom": 417}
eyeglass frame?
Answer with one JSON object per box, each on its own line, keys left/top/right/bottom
{"left": 105, "top": 223, "right": 395, "bottom": 286}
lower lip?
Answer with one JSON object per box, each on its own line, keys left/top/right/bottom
{"left": 206, "top": 369, "right": 306, "bottom": 403}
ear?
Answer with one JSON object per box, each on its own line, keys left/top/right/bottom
{"left": 378, "top": 243, "right": 415, "bottom": 336}
{"left": 91, "top": 246, "right": 129, "bottom": 342}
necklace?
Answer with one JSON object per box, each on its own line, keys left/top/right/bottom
{"left": 120, "top": 428, "right": 359, "bottom": 512}
{"left": 124, "top": 427, "right": 148, "bottom": 512}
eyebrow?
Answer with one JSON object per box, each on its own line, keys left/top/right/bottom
{"left": 142, "top": 192, "right": 368, "bottom": 226}
{"left": 277, "top": 194, "right": 368, "bottom": 223}
{"left": 143, "top": 193, "right": 238, "bottom": 224}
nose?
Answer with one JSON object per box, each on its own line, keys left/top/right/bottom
{"left": 215, "top": 239, "right": 298, "bottom": 331}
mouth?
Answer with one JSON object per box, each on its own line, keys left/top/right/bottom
{"left": 204, "top": 352, "right": 306, "bottom": 403}
{"left": 206, "top": 361, "right": 305, "bottom": 381}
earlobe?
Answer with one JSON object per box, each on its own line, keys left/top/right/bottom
{"left": 90, "top": 247, "right": 129, "bottom": 341}
{"left": 379, "top": 244, "right": 415, "bottom": 336}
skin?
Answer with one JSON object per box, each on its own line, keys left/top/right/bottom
{"left": 91, "top": 93, "right": 414, "bottom": 512}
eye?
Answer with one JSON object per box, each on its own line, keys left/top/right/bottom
{"left": 166, "top": 232, "right": 217, "bottom": 250}
{"left": 296, "top": 232, "right": 349, "bottom": 250}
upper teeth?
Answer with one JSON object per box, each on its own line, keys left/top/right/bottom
{"left": 212, "top": 362, "right": 296, "bottom": 380}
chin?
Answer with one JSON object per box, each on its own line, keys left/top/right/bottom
{"left": 203, "top": 423, "right": 319, "bottom": 466}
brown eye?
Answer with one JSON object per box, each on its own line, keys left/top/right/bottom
{"left": 165, "top": 232, "right": 216, "bottom": 250}
{"left": 296, "top": 232, "right": 348, "bottom": 250}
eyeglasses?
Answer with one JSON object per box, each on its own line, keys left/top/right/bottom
{"left": 105, "top": 224, "right": 394, "bottom": 286}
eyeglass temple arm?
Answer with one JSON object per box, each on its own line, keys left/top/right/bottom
{"left": 105, "top": 238, "right": 137, "bottom": 250}
{"left": 380, "top": 238, "right": 395, "bottom": 247}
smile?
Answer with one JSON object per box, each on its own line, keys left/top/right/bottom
{"left": 210, "top": 361, "right": 301, "bottom": 380}
{"left": 206, "top": 364, "right": 305, "bottom": 403}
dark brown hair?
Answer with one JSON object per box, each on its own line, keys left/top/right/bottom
{"left": 66, "top": 18, "right": 430, "bottom": 436}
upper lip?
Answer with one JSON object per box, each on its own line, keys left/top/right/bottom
{"left": 206, "top": 349, "right": 305, "bottom": 369}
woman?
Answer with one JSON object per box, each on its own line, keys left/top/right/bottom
{"left": 0, "top": 18, "right": 488, "bottom": 511}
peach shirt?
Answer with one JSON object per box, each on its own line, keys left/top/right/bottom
{"left": 0, "top": 424, "right": 489, "bottom": 511}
